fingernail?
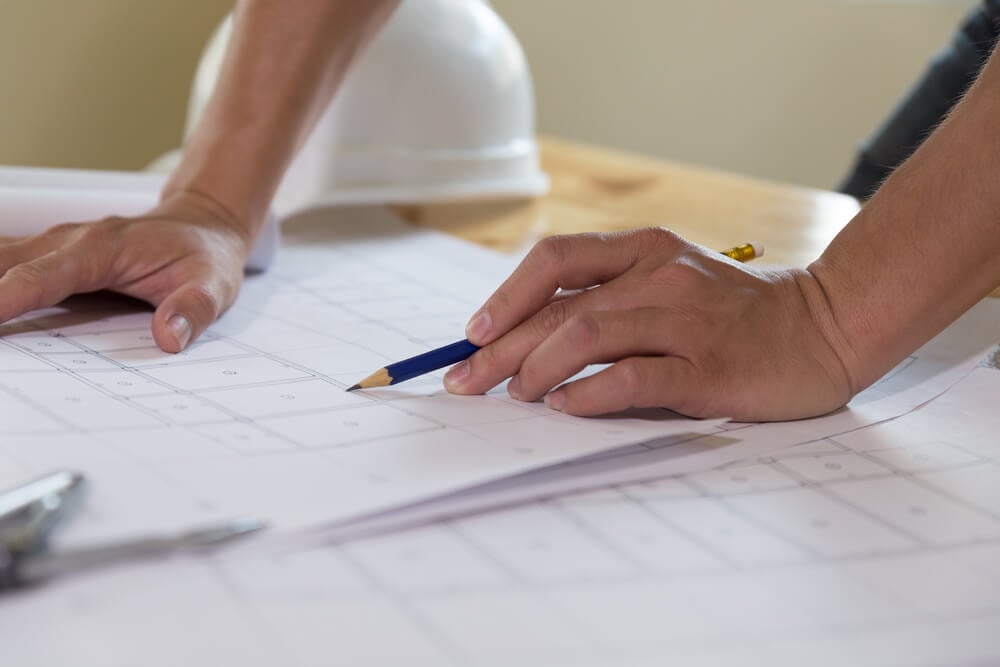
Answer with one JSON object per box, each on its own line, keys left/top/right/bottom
{"left": 545, "top": 390, "right": 566, "bottom": 412}
{"left": 444, "top": 360, "right": 471, "bottom": 389}
{"left": 465, "top": 310, "right": 492, "bottom": 342}
{"left": 508, "top": 375, "right": 522, "bottom": 400}
{"left": 167, "top": 314, "right": 192, "bottom": 350}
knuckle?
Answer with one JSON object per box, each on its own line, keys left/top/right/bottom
{"left": 78, "top": 221, "right": 111, "bottom": 244}
{"left": 532, "top": 235, "right": 571, "bottom": 269}
{"left": 637, "top": 226, "right": 681, "bottom": 248}
{"left": 613, "top": 358, "right": 646, "bottom": 400}
{"left": 531, "top": 300, "right": 572, "bottom": 339}
{"left": 97, "top": 215, "right": 129, "bottom": 227}
{"left": 648, "top": 258, "right": 705, "bottom": 289}
{"left": 75, "top": 224, "right": 118, "bottom": 259}
{"left": 5, "top": 261, "right": 47, "bottom": 289}
{"left": 41, "top": 222, "right": 83, "bottom": 240}
{"left": 563, "top": 313, "right": 601, "bottom": 350}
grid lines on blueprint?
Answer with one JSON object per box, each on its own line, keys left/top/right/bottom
{"left": 7, "top": 368, "right": 998, "bottom": 667}
{"left": 210, "top": 376, "right": 1000, "bottom": 666}
{"left": 0, "top": 212, "right": 712, "bottom": 543}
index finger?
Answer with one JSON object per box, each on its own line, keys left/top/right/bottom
{"left": 466, "top": 230, "right": 654, "bottom": 346}
{"left": 0, "top": 250, "right": 93, "bottom": 323}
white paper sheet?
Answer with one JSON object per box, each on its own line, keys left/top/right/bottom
{"left": 312, "top": 298, "right": 1000, "bottom": 541}
{"left": 0, "top": 206, "right": 718, "bottom": 547}
{"left": 3, "top": 364, "right": 999, "bottom": 667}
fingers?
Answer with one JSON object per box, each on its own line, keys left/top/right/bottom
{"left": 446, "top": 282, "right": 624, "bottom": 395}
{"left": 465, "top": 230, "right": 676, "bottom": 345}
{"left": 0, "top": 239, "right": 33, "bottom": 275}
{"left": 547, "top": 356, "right": 702, "bottom": 417}
{"left": 0, "top": 213, "right": 247, "bottom": 354}
{"left": 447, "top": 307, "right": 709, "bottom": 418}
{"left": 509, "top": 308, "right": 676, "bottom": 402}
{"left": 0, "top": 224, "right": 113, "bottom": 320}
{"left": 0, "top": 249, "right": 96, "bottom": 322}
{"left": 151, "top": 275, "right": 236, "bottom": 353}
{"left": 0, "top": 229, "right": 70, "bottom": 275}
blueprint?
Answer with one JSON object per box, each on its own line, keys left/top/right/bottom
{"left": 3, "top": 364, "right": 999, "bottom": 667}
{"left": 3, "top": 206, "right": 995, "bottom": 548}
{"left": 1, "top": 203, "right": 999, "bottom": 665}
{"left": 0, "top": 207, "right": 719, "bottom": 546}
{"left": 318, "top": 297, "right": 1000, "bottom": 541}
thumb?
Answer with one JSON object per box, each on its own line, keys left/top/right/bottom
{"left": 151, "top": 278, "right": 229, "bottom": 353}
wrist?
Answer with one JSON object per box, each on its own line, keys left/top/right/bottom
{"left": 163, "top": 118, "right": 289, "bottom": 239}
{"left": 163, "top": 158, "right": 271, "bottom": 237}
{"left": 788, "top": 266, "right": 863, "bottom": 397}
{"left": 154, "top": 188, "right": 256, "bottom": 259}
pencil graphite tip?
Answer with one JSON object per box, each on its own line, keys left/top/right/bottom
{"left": 348, "top": 368, "right": 393, "bottom": 391}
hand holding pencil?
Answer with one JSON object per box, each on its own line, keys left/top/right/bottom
{"left": 349, "top": 239, "right": 762, "bottom": 391}
{"left": 441, "top": 228, "right": 852, "bottom": 421}
{"left": 353, "top": 228, "right": 853, "bottom": 422}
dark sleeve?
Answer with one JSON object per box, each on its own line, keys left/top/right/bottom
{"left": 839, "top": 1, "right": 1000, "bottom": 201}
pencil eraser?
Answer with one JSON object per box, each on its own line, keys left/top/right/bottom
{"left": 750, "top": 242, "right": 764, "bottom": 258}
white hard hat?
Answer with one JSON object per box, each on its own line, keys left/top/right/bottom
{"left": 185, "top": 0, "right": 548, "bottom": 217}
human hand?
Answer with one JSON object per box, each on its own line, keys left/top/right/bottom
{"left": 0, "top": 191, "right": 253, "bottom": 352}
{"left": 444, "top": 228, "right": 858, "bottom": 421}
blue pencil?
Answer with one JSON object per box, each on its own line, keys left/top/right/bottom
{"left": 347, "top": 339, "right": 479, "bottom": 391}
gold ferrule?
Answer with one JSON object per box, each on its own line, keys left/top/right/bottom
{"left": 721, "top": 243, "right": 757, "bottom": 263}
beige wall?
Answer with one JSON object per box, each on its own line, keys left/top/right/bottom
{"left": 0, "top": 0, "right": 231, "bottom": 170}
{"left": 0, "top": 0, "right": 978, "bottom": 188}
{"left": 493, "top": 0, "right": 976, "bottom": 188}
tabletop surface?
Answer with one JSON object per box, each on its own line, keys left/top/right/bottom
{"left": 395, "top": 136, "right": 863, "bottom": 268}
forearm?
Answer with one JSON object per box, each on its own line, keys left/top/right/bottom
{"left": 810, "top": 47, "right": 1000, "bottom": 392}
{"left": 163, "top": 0, "right": 398, "bottom": 241}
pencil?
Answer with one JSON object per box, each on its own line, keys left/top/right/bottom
{"left": 347, "top": 242, "right": 764, "bottom": 391}
{"left": 348, "top": 339, "right": 480, "bottom": 391}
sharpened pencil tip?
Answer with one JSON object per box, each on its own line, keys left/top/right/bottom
{"left": 349, "top": 368, "right": 393, "bottom": 391}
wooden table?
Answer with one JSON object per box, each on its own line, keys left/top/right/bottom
{"left": 396, "top": 136, "right": 862, "bottom": 268}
